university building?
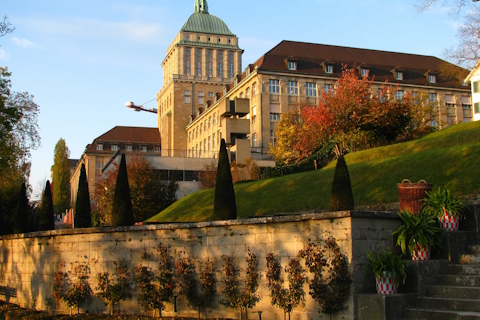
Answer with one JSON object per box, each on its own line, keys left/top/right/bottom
{"left": 161, "top": 0, "right": 473, "bottom": 165}
{"left": 71, "top": 0, "right": 474, "bottom": 203}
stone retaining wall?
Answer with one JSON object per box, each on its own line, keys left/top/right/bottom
{"left": 0, "top": 211, "right": 401, "bottom": 320}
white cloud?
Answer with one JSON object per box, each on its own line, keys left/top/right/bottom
{"left": 28, "top": 18, "right": 168, "bottom": 44}
{"left": 0, "top": 48, "right": 9, "bottom": 61}
{"left": 12, "top": 37, "right": 38, "bottom": 49}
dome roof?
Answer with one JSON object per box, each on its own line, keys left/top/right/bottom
{"left": 181, "top": 0, "right": 234, "bottom": 36}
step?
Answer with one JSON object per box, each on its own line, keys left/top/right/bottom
{"left": 469, "top": 245, "right": 480, "bottom": 255}
{"left": 436, "top": 274, "right": 480, "bottom": 286}
{"left": 405, "top": 308, "right": 480, "bottom": 320}
{"left": 460, "top": 254, "right": 480, "bottom": 264}
{"left": 416, "top": 297, "right": 480, "bottom": 312}
{"left": 427, "top": 285, "right": 480, "bottom": 300}
{"left": 447, "top": 264, "right": 480, "bottom": 275}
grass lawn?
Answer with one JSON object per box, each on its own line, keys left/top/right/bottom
{"left": 147, "top": 121, "right": 480, "bottom": 223}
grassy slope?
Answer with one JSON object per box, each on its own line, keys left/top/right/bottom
{"left": 148, "top": 121, "right": 480, "bottom": 223}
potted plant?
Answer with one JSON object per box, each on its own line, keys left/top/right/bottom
{"left": 392, "top": 210, "right": 443, "bottom": 260}
{"left": 423, "top": 186, "right": 467, "bottom": 232}
{"left": 364, "top": 247, "right": 407, "bottom": 295}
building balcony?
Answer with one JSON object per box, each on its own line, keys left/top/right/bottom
{"left": 218, "top": 98, "right": 249, "bottom": 117}
{"left": 221, "top": 118, "right": 250, "bottom": 145}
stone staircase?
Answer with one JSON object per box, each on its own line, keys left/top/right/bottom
{"left": 404, "top": 245, "right": 480, "bottom": 319}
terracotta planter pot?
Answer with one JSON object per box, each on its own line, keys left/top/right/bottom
{"left": 376, "top": 271, "right": 398, "bottom": 294}
{"left": 411, "top": 245, "right": 431, "bottom": 261}
{"left": 440, "top": 210, "right": 459, "bottom": 231}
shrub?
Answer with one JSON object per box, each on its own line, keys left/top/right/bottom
{"left": 213, "top": 139, "right": 237, "bottom": 220}
{"left": 75, "top": 164, "right": 92, "bottom": 228}
{"left": 329, "top": 155, "right": 354, "bottom": 211}
{"left": 38, "top": 180, "right": 54, "bottom": 231}
{"left": 111, "top": 154, "right": 133, "bottom": 226}
{"left": 13, "top": 182, "right": 29, "bottom": 233}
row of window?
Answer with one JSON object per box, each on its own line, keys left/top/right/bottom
{"left": 286, "top": 62, "right": 437, "bottom": 84}
{"left": 184, "top": 90, "right": 215, "bottom": 104}
{"left": 96, "top": 144, "right": 160, "bottom": 153}
{"left": 185, "top": 34, "right": 233, "bottom": 45}
{"left": 271, "top": 79, "right": 331, "bottom": 97}
{"left": 189, "top": 130, "right": 221, "bottom": 158}
{"left": 189, "top": 112, "right": 219, "bottom": 142}
{"left": 184, "top": 48, "right": 235, "bottom": 78}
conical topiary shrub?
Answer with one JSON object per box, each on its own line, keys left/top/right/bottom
{"left": 111, "top": 154, "right": 133, "bottom": 226}
{"left": 329, "top": 155, "right": 354, "bottom": 211}
{"left": 214, "top": 139, "right": 237, "bottom": 220}
{"left": 75, "top": 163, "right": 92, "bottom": 228}
{"left": 13, "top": 182, "right": 29, "bottom": 234}
{"left": 38, "top": 180, "right": 55, "bottom": 231}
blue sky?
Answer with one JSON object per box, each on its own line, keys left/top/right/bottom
{"left": 1, "top": 0, "right": 461, "bottom": 199}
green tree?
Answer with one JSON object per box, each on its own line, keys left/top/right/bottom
{"left": 0, "top": 67, "right": 40, "bottom": 188}
{"left": 52, "top": 138, "right": 71, "bottom": 215}
{"left": 75, "top": 163, "right": 91, "bottom": 228}
{"left": 13, "top": 182, "right": 29, "bottom": 233}
{"left": 38, "top": 180, "right": 54, "bottom": 231}
{"left": 111, "top": 154, "right": 133, "bottom": 226}
{"left": 213, "top": 139, "right": 237, "bottom": 220}
{"left": 329, "top": 155, "right": 354, "bottom": 212}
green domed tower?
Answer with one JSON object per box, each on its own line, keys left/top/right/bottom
{"left": 157, "top": 0, "right": 243, "bottom": 157}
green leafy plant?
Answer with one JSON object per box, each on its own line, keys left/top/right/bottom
{"left": 364, "top": 247, "right": 407, "bottom": 284}
{"left": 392, "top": 210, "right": 443, "bottom": 256}
{"left": 95, "top": 260, "right": 131, "bottom": 315}
{"left": 423, "top": 186, "right": 467, "bottom": 219}
{"left": 298, "top": 237, "right": 351, "bottom": 316}
{"left": 265, "top": 253, "right": 306, "bottom": 319}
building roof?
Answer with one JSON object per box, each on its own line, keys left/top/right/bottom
{"left": 181, "top": 0, "right": 234, "bottom": 36}
{"left": 85, "top": 126, "right": 161, "bottom": 154}
{"left": 254, "top": 40, "right": 469, "bottom": 88}
{"left": 465, "top": 58, "right": 480, "bottom": 83}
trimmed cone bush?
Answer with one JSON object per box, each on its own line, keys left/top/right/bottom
{"left": 75, "top": 163, "right": 92, "bottom": 228}
{"left": 111, "top": 154, "right": 133, "bottom": 226}
{"left": 214, "top": 139, "right": 237, "bottom": 220}
{"left": 13, "top": 182, "right": 29, "bottom": 234}
{"left": 329, "top": 155, "right": 354, "bottom": 211}
{"left": 38, "top": 180, "right": 55, "bottom": 231}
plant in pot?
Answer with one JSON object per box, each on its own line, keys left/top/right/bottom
{"left": 392, "top": 210, "right": 443, "bottom": 260}
{"left": 364, "top": 247, "right": 407, "bottom": 295}
{"left": 423, "top": 186, "right": 467, "bottom": 232}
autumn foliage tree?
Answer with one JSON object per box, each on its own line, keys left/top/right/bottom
{"left": 94, "top": 152, "right": 177, "bottom": 225}
{"left": 271, "top": 67, "right": 415, "bottom": 163}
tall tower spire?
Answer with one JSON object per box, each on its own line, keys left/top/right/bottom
{"left": 194, "top": 0, "right": 209, "bottom": 14}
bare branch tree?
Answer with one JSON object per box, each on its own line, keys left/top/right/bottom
{"left": 415, "top": 0, "right": 471, "bottom": 16}
{"left": 0, "top": 16, "right": 15, "bottom": 38}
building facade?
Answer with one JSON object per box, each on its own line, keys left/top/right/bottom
{"left": 69, "top": 126, "right": 162, "bottom": 202}
{"left": 465, "top": 58, "right": 480, "bottom": 122}
{"left": 183, "top": 40, "right": 473, "bottom": 163}
{"left": 156, "top": 0, "right": 243, "bottom": 158}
